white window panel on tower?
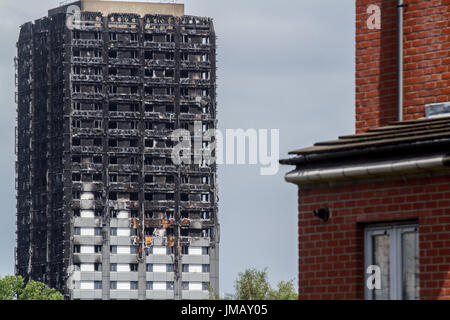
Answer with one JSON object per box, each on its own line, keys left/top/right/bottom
{"left": 117, "top": 264, "right": 130, "bottom": 272}
{"left": 80, "top": 281, "right": 94, "bottom": 290}
{"left": 153, "top": 246, "right": 167, "bottom": 255}
{"left": 80, "top": 210, "right": 95, "bottom": 218}
{"left": 188, "top": 247, "right": 202, "bottom": 255}
{"left": 189, "top": 282, "right": 202, "bottom": 291}
{"left": 117, "top": 210, "right": 129, "bottom": 219}
{"left": 80, "top": 263, "right": 95, "bottom": 272}
{"left": 189, "top": 264, "right": 202, "bottom": 273}
{"left": 80, "top": 227, "right": 95, "bottom": 236}
{"left": 153, "top": 264, "right": 166, "bottom": 273}
{"left": 117, "top": 246, "right": 131, "bottom": 254}
{"left": 153, "top": 282, "right": 166, "bottom": 291}
{"left": 80, "top": 245, "right": 95, "bottom": 254}
{"left": 80, "top": 192, "right": 94, "bottom": 200}
{"left": 117, "top": 282, "right": 131, "bottom": 290}
{"left": 117, "top": 228, "right": 131, "bottom": 237}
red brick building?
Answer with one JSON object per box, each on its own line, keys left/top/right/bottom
{"left": 281, "top": 0, "right": 450, "bottom": 300}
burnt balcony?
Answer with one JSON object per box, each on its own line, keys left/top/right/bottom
{"left": 180, "top": 201, "right": 213, "bottom": 210}
{"left": 108, "top": 93, "right": 141, "bottom": 101}
{"left": 107, "top": 129, "right": 140, "bottom": 137}
{"left": 71, "top": 163, "right": 103, "bottom": 171}
{"left": 144, "top": 165, "right": 177, "bottom": 173}
{"left": 180, "top": 184, "right": 212, "bottom": 192}
{"left": 71, "top": 199, "right": 104, "bottom": 210}
{"left": 179, "top": 43, "right": 211, "bottom": 51}
{"left": 144, "top": 200, "right": 176, "bottom": 210}
{"left": 143, "top": 77, "right": 176, "bottom": 85}
{"left": 72, "top": 128, "right": 104, "bottom": 136}
{"left": 71, "top": 92, "right": 104, "bottom": 100}
{"left": 180, "top": 166, "right": 213, "bottom": 174}
{"left": 144, "top": 94, "right": 175, "bottom": 103}
{"left": 179, "top": 113, "right": 213, "bottom": 121}
{"left": 108, "top": 40, "right": 139, "bottom": 49}
{"left": 70, "top": 74, "right": 103, "bottom": 82}
{"left": 179, "top": 219, "right": 214, "bottom": 229}
{"left": 108, "top": 111, "right": 140, "bottom": 119}
{"left": 108, "top": 182, "right": 140, "bottom": 193}
{"left": 108, "top": 75, "right": 140, "bottom": 83}
{"left": 108, "top": 147, "right": 141, "bottom": 154}
{"left": 180, "top": 95, "right": 211, "bottom": 104}
{"left": 180, "top": 61, "right": 211, "bottom": 69}
{"left": 144, "top": 112, "right": 175, "bottom": 121}
{"left": 144, "top": 129, "right": 173, "bottom": 138}
{"left": 144, "top": 147, "right": 173, "bottom": 156}
{"left": 179, "top": 78, "right": 212, "bottom": 86}
{"left": 144, "top": 183, "right": 176, "bottom": 191}
{"left": 71, "top": 146, "right": 104, "bottom": 154}
{"left": 109, "top": 58, "right": 140, "bottom": 66}
{"left": 71, "top": 39, "right": 103, "bottom": 47}
{"left": 72, "top": 110, "right": 103, "bottom": 118}
{"left": 108, "top": 164, "right": 139, "bottom": 173}
{"left": 145, "top": 59, "right": 175, "bottom": 68}
{"left": 144, "top": 219, "right": 175, "bottom": 229}
{"left": 71, "top": 57, "right": 104, "bottom": 64}
{"left": 143, "top": 42, "right": 175, "bottom": 50}
{"left": 72, "top": 182, "right": 104, "bottom": 192}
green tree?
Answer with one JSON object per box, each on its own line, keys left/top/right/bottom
{"left": 234, "top": 268, "right": 271, "bottom": 300}
{"left": 0, "top": 275, "right": 24, "bottom": 300}
{"left": 230, "top": 268, "right": 298, "bottom": 300}
{"left": 0, "top": 275, "right": 63, "bottom": 300}
{"left": 268, "top": 280, "right": 298, "bottom": 300}
{"left": 19, "top": 280, "right": 64, "bottom": 300}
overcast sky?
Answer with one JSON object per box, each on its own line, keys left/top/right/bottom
{"left": 0, "top": 0, "right": 355, "bottom": 295}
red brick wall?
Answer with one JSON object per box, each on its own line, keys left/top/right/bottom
{"left": 403, "top": 0, "right": 450, "bottom": 121}
{"left": 298, "top": 174, "right": 450, "bottom": 300}
{"left": 355, "top": 0, "right": 450, "bottom": 133}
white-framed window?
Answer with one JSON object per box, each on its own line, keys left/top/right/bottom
{"left": 364, "top": 224, "right": 419, "bottom": 300}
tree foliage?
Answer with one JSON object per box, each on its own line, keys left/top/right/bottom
{"left": 234, "top": 268, "right": 270, "bottom": 300}
{"left": 0, "top": 275, "right": 24, "bottom": 300}
{"left": 0, "top": 275, "right": 64, "bottom": 300}
{"left": 267, "top": 280, "right": 298, "bottom": 300}
{"left": 230, "top": 268, "right": 298, "bottom": 300}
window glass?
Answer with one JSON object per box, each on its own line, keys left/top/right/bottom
{"left": 372, "top": 234, "right": 390, "bottom": 300}
{"left": 402, "top": 230, "right": 419, "bottom": 300}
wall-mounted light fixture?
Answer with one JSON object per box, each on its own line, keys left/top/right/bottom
{"left": 313, "top": 206, "right": 331, "bottom": 222}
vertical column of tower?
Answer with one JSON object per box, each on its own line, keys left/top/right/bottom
{"left": 173, "top": 15, "right": 182, "bottom": 301}
{"left": 101, "top": 14, "right": 111, "bottom": 300}
{"left": 62, "top": 11, "right": 74, "bottom": 299}
{"left": 47, "top": 16, "right": 56, "bottom": 290}
{"left": 208, "top": 20, "right": 219, "bottom": 297}
{"left": 137, "top": 15, "right": 147, "bottom": 301}
{"left": 16, "top": 22, "right": 34, "bottom": 284}
{"left": 47, "top": 14, "right": 69, "bottom": 291}
{"left": 177, "top": 16, "right": 218, "bottom": 300}
{"left": 68, "top": 11, "right": 107, "bottom": 300}
{"left": 31, "top": 18, "right": 51, "bottom": 283}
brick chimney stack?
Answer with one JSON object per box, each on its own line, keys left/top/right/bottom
{"left": 355, "top": 0, "right": 449, "bottom": 133}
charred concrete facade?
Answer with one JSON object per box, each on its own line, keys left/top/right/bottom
{"left": 15, "top": 1, "right": 219, "bottom": 300}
